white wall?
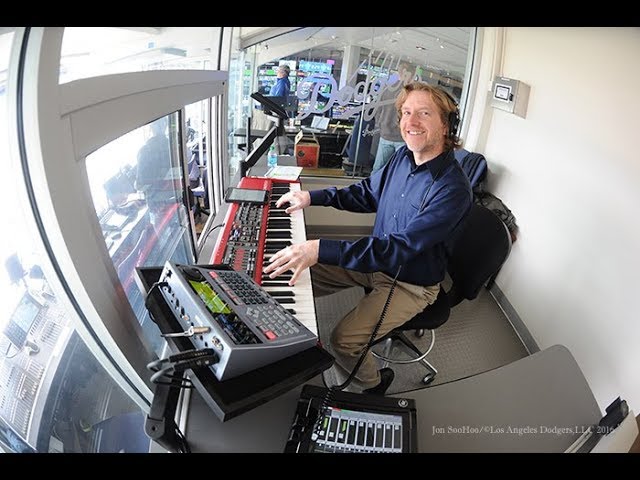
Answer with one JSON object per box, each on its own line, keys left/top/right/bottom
{"left": 480, "top": 27, "right": 640, "bottom": 412}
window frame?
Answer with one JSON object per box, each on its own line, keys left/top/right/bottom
{"left": 8, "top": 27, "right": 228, "bottom": 405}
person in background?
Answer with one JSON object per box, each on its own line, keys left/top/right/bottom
{"left": 264, "top": 82, "right": 472, "bottom": 396}
{"left": 371, "top": 65, "right": 410, "bottom": 172}
{"left": 252, "top": 64, "right": 292, "bottom": 133}
{"left": 269, "top": 64, "right": 291, "bottom": 98}
{"left": 135, "top": 118, "right": 172, "bottom": 228}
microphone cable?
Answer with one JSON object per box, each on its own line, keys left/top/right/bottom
{"left": 147, "top": 348, "right": 218, "bottom": 388}
{"left": 310, "top": 266, "right": 402, "bottom": 443}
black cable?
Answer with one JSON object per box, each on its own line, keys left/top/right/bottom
{"left": 144, "top": 280, "right": 169, "bottom": 324}
{"left": 199, "top": 222, "right": 225, "bottom": 245}
{"left": 174, "top": 425, "right": 191, "bottom": 453}
{"left": 147, "top": 348, "right": 218, "bottom": 372}
{"left": 145, "top": 348, "right": 218, "bottom": 453}
{"left": 150, "top": 366, "right": 194, "bottom": 389}
{"left": 147, "top": 348, "right": 218, "bottom": 389}
{"left": 310, "top": 266, "right": 402, "bottom": 443}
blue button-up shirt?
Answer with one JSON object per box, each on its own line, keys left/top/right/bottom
{"left": 309, "top": 146, "right": 472, "bottom": 286}
{"left": 269, "top": 77, "right": 290, "bottom": 98}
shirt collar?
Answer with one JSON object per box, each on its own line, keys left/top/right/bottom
{"left": 406, "top": 149, "right": 454, "bottom": 178}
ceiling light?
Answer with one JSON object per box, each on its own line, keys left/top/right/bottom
{"left": 416, "top": 45, "right": 426, "bottom": 51}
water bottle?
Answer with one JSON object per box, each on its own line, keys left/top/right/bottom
{"left": 267, "top": 145, "right": 278, "bottom": 169}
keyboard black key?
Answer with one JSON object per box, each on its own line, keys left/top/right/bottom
{"left": 264, "top": 241, "right": 291, "bottom": 248}
{"left": 266, "top": 231, "right": 291, "bottom": 239}
{"left": 262, "top": 273, "right": 292, "bottom": 280}
{"left": 267, "top": 221, "right": 291, "bottom": 228}
{"left": 275, "top": 298, "right": 295, "bottom": 304}
{"left": 268, "top": 290, "right": 295, "bottom": 297}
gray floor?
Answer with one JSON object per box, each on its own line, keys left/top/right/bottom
{"left": 315, "top": 279, "right": 529, "bottom": 395}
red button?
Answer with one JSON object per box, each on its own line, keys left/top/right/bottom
{"left": 264, "top": 330, "right": 277, "bottom": 340}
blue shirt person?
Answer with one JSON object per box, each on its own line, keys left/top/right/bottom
{"left": 264, "top": 82, "right": 472, "bottom": 393}
{"left": 309, "top": 146, "right": 470, "bottom": 286}
{"left": 270, "top": 64, "right": 291, "bottom": 97}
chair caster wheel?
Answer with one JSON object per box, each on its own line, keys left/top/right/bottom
{"left": 414, "top": 329, "right": 425, "bottom": 338}
{"left": 422, "top": 374, "right": 435, "bottom": 385}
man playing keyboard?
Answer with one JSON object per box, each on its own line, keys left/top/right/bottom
{"left": 263, "top": 82, "right": 472, "bottom": 396}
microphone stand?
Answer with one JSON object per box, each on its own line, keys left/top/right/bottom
{"left": 145, "top": 375, "right": 185, "bottom": 453}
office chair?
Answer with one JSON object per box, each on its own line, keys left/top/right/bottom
{"left": 371, "top": 203, "right": 513, "bottom": 385}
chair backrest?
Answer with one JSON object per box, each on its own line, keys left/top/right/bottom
{"left": 454, "top": 148, "right": 487, "bottom": 194}
{"left": 447, "top": 203, "right": 512, "bottom": 305}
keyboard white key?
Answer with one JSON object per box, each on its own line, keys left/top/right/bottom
{"left": 211, "top": 179, "right": 317, "bottom": 337}
{"left": 265, "top": 182, "right": 317, "bottom": 336}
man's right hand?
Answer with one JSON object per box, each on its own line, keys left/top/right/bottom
{"left": 275, "top": 190, "right": 311, "bottom": 214}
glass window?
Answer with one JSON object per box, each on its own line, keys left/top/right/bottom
{"left": 59, "top": 27, "right": 217, "bottom": 84}
{"left": 184, "top": 99, "right": 211, "bottom": 240}
{"left": 1, "top": 31, "right": 149, "bottom": 453}
{"left": 226, "top": 33, "right": 255, "bottom": 179}
{"left": 226, "top": 27, "right": 474, "bottom": 179}
{"left": 85, "top": 114, "right": 193, "bottom": 355}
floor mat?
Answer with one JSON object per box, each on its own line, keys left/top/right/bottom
{"left": 315, "top": 281, "right": 529, "bottom": 395}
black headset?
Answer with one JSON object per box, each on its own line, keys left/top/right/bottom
{"left": 440, "top": 89, "right": 460, "bottom": 140}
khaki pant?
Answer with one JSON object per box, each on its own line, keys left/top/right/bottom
{"left": 311, "top": 264, "right": 440, "bottom": 389}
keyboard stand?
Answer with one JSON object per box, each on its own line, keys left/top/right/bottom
{"left": 136, "top": 266, "right": 334, "bottom": 422}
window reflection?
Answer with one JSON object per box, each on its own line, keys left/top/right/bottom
{"left": 86, "top": 114, "right": 193, "bottom": 355}
{"left": 184, "top": 100, "right": 211, "bottom": 239}
{"left": 226, "top": 27, "right": 473, "bottom": 179}
{"left": 59, "top": 27, "right": 217, "bottom": 84}
{"left": 1, "top": 30, "right": 148, "bottom": 453}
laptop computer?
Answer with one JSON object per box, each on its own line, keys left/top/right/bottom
{"left": 302, "top": 115, "right": 330, "bottom": 133}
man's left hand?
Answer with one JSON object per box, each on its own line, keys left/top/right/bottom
{"left": 263, "top": 240, "right": 319, "bottom": 286}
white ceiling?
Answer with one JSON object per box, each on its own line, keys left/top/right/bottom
{"left": 250, "top": 27, "right": 473, "bottom": 80}
{"left": 19, "top": 27, "right": 472, "bottom": 83}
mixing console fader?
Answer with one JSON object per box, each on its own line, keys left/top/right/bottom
{"left": 285, "top": 385, "right": 417, "bottom": 453}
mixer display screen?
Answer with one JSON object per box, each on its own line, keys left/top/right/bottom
{"left": 188, "top": 280, "right": 231, "bottom": 314}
